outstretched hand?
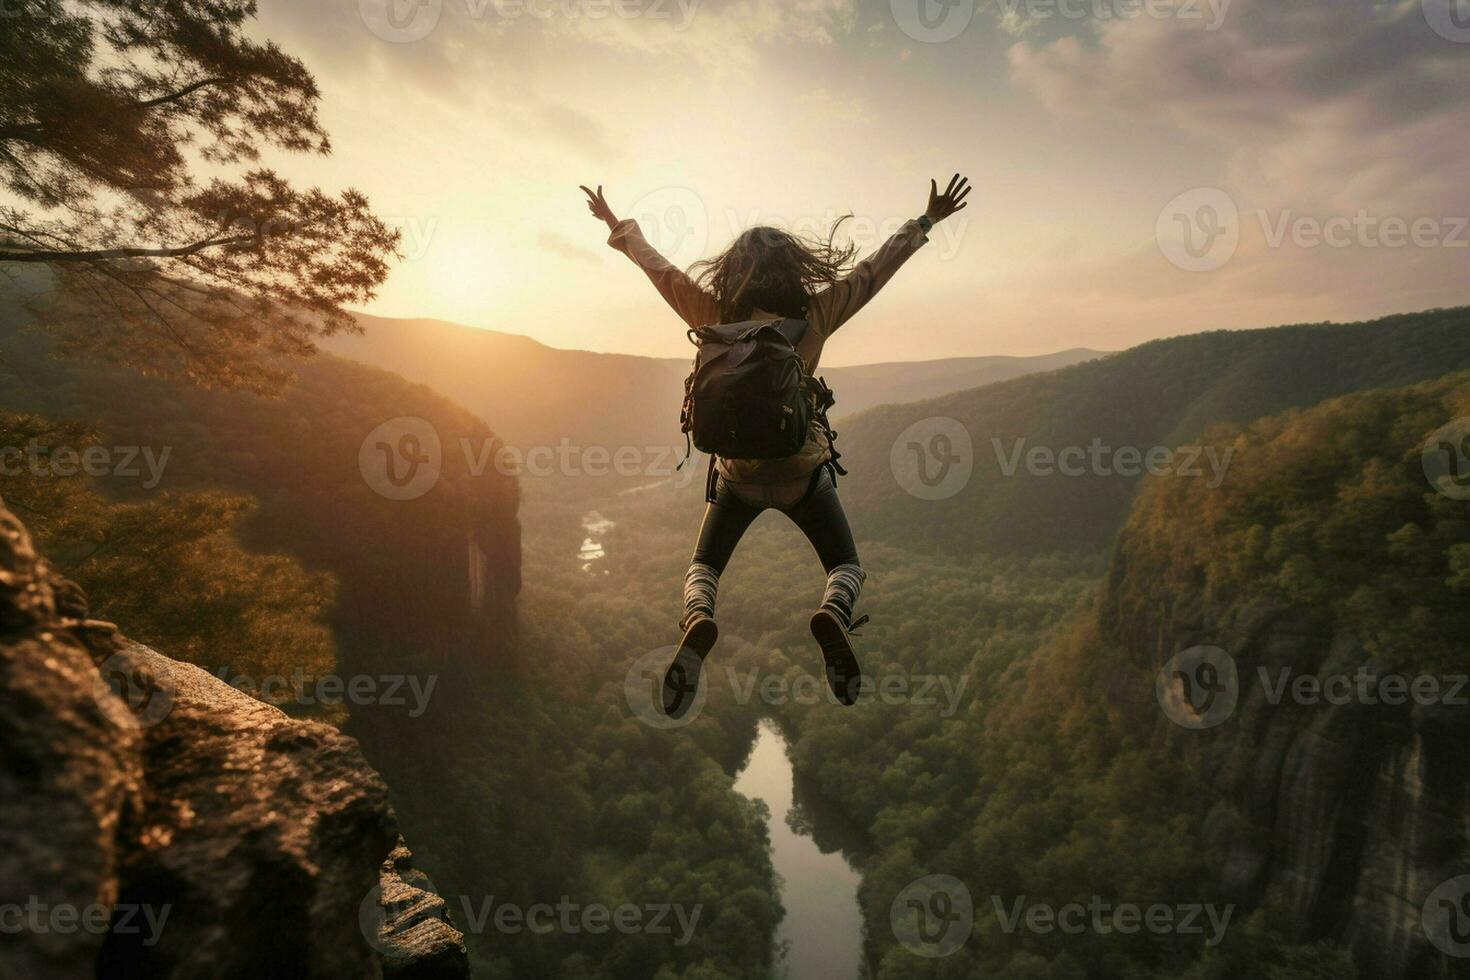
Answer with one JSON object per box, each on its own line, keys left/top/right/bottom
{"left": 925, "top": 173, "right": 970, "bottom": 224}
{"left": 580, "top": 185, "right": 619, "bottom": 231}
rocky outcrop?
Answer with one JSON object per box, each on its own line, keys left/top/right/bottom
{"left": 0, "top": 499, "right": 469, "bottom": 979}
{"left": 1105, "top": 577, "right": 1470, "bottom": 979}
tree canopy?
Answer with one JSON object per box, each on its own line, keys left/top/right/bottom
{"left": 0, "top": 0, "right": 399, "bottom": 392}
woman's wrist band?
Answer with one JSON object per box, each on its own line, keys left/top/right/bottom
{"left": 917, "top": 215, "right": 934, "bottom": 234}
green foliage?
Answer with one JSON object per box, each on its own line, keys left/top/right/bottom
{"left": 1114, "top": 370, "right": 1470, "bottom": 673}
{"left": 0, "top": 409, "right": 338, "bottom": 714}
{"left": 0, "top": 1, "right": 399, "bottom": 392}
{"left": 838, "top": 307, "right": 1470, "bottom": 557}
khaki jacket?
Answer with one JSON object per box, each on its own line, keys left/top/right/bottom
{"left": 608, "top": 217, "right": 929, "bottom": 484}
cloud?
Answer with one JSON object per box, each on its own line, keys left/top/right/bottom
{"left": 261, "top": 0, "right": 859, "bottom": 83}
{"left": 1006, "top": 0, "right": 1470, "bottom": 215}
{"left": 536, "top": 229, "right": 602, "bottom": 263}
{"left": 792, "top": 87, "right": 874, "bottom": 125}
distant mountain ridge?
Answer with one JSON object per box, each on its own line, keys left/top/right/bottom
{"left": 324, "top": 314, "right": 1105, "bottom": 450}
{"left": 834, "top": 306, "right": 1470, "bottom": 556}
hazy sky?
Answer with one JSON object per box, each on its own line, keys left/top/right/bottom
{"left": 253, "top": 0, "right": 1470, "bottom": 364}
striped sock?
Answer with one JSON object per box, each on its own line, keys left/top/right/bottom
{"left": 820, "top": 563, "right": 866, "bottom": 630}
{"left": 682, "top": 562, "right": 720, "bottom": 630}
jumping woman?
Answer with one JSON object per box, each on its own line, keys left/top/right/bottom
{"left": 581, "top": 175, "right": 971, "bottom": 716}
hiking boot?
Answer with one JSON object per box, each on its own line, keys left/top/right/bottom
{"left": 663, "top": 615, "right": 718, "bottom": 720}
{"left": 810, "top": 609, "right": 867, "bottom": 707}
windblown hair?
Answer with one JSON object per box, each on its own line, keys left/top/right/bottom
{"left": 690, "top": 217, "right": 858, "bottom": 323}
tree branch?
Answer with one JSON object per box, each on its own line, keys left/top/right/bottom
{"left": 0, "top": 235, "right": 256, "bottom": 263}
{"left": 135, "top": 77, "right": 235, "bottom": 110}
{"left": 0, "top": 78, "right": 234, "bottom": 144}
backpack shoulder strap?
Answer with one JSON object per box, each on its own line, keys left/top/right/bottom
{"left": 775, "top": 318, "right": 808, "bottom": 348}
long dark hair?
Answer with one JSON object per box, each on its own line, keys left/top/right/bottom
{"left": 689, "top": 217, "right": 857, "bottom": 323}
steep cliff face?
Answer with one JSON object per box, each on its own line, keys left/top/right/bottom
{"left": 0, "top": 321, "right": 524, "bottom": 682}
{"left": 1105, "top": 591, "right": 1469, "bottom": 979}
{"left": 1098, "top": 373, "right": 1470, "bottom": 979}
{"left": 0, "top": 499, "right": 469, "bottom": 979}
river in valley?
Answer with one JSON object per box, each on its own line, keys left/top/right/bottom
{"left": 733, "top": 720, "right": 864, "bottom": 980}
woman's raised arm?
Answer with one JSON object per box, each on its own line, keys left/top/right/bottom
{"left": 582, "top": 184, "right": 718, "bottom": 329}
{"left": 810, "top": 173, "right": 969, "bottom": 338}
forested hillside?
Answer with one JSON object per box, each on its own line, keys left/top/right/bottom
{"left": 0, "top": 308, "right": 786, "bottom": 978}
{"left": 582, "top": 371, "right": 1468, "bottom": 978}
{"left": 837, "top": 307, "right": 1470, "bottom": 556}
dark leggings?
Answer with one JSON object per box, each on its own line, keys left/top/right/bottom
{"left": 692, "top": 466, "right": 860, "bottom": 575}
